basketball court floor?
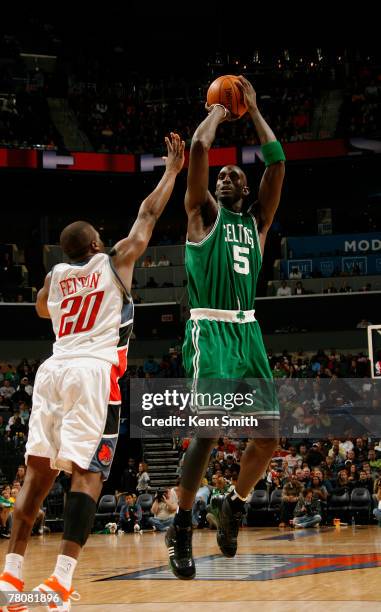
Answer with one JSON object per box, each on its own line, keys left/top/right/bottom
{"left": 3, "top": 526, "right": 381, "bottom": 611}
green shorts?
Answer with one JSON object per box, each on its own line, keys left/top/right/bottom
{"left": 183, "top": 310, "right": 279, "bottom": 424}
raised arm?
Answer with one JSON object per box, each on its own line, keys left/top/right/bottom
{"left": 185, "top": 104, "right": 228, "bottom": 242}
{"left": 111, "top": 132, "right": 184, "bottom": 291}
{"left": 35, "top": 272, "right": 52, "bottom": 319}
{"left": 237, "top": 76, "right": 285, "bottom": 254}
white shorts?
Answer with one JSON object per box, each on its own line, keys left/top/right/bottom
{"left": 26, "top": 357, "right": 120, "bottom": 480}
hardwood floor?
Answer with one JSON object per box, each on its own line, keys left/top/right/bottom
{"left": 1, "top": 526, "right": 381, "bottom": 610}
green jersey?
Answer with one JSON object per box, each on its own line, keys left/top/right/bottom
{"left": 185, "top": 206, "right": 262, "bottom": 311}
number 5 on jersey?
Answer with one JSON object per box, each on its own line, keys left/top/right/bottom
{"left": 233, "top": 245, "right": 250, "bottom": 275}
{"left": 58, "top": 290, "right": 104, "bottom": 337}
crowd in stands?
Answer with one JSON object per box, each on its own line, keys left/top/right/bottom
{"left": 0, "top": 464, "right": 47, "bottom": 538}
{"left": 0, "top": 91, "right": 61, "bottom": 150}
{"left": 68, "top": 79, "right": 316, "bottom": 154}
{"left": 276, "top": 280, "right": 374, "bottom": 297}
{"left": 0, "top": 359, "right": 39, "bottom": 454}
{"left": 1, "top": 21, "right": 381, "bottom": 153}
{"left": 337, "top": 63, "right": 381, "bottom": 138}
{"left": 175, "top": 434, "right": 381, "bottom": 530}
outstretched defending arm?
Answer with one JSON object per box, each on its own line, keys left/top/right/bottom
{"left": 237, "top": 76, "right": 285, "bottom": 254}
{"left": 111, "top": 132, "right": 185, "bottom": 290}
{"left": 185, "top": 104, "right": 229, "bottom": 242}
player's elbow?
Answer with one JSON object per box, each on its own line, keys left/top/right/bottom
{"left": 191, "top": 137, "right": 210, "bottom": 154}
{"left": 35, "top": 303, "right": 50, "bottom": 319}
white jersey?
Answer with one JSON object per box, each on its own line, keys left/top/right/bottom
{"left": 48, "top": 253, "right": 133, "bottom": 366}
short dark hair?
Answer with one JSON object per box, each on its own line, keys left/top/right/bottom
{"left": 60, "top": 221, "right": 98, "bottom": 260}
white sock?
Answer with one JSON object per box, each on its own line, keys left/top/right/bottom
{"left": 4, "top": 554, "right": 24, "bottom": 581}
{"left": 53, "top": 555, "right": 77, "bottom": 591}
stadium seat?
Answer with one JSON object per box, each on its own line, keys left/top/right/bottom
{"left": 247, "top": 489, "right": 270, "bottom": 526}
{"left": 94, "top": 494, "right": 117, "bottom": 530}
{"left": 268, "top": 489, "right": 283, "bottom": 524}
{"left": 328, "top": 491, "right": 350, "bottom": 522}
{"left": 349, "top": 487, "right": 372, "bottom": 524}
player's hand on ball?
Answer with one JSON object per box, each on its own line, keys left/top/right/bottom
{"left": 163, "top": 132, "right": 185, "bottom": 173}
{"left": 236, "top": 75, "right": 258, "bottom": 112}
{"left": 204, "top": 102, "right": 232, "bottom": 122}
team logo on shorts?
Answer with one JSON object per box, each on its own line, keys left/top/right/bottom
{"left": 98, "top": 442, "right": 113, "bottom": 466}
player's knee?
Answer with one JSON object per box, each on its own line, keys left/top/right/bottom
{"left": 13, "top": 504, "right": 36, "bottom": 527}
{"left": 71, "top": 465, "right": 103, "bottom": 501}
{"left": 63, "top": 491, "right": 97, "bottom": 547}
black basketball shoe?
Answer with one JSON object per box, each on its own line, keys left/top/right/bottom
{"left": 215, "top": 495, "right": 243, "bottom": 558}
{"left": 165, "top": 523, "right": 195, "bottom": 580}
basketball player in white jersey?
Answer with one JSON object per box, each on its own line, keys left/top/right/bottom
{"left": 0, "top": 133, "right": 184, "bottom": 611}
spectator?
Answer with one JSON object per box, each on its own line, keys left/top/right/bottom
{"left": 14, "top": 465, "right": 26, "bottom": 486}
{"left": 305, "top": 442, "right": 325, "bottom": 468}
{"left": 143, "top": 356, "right": 160, "bottom": 377}
{"left": 293, "top": 489, "right": 322, "bottom": 528}
{"left": 373, "top": 487, "right": 381, "bottom": 527}
{"left": 354, "top": 437, "right": 368, "bottom": 462}
{"left": 324, "top": 282, "right": 338, "bottom": 294}
{"left": 0, "top": 415, "right": 6, "bottom": 438}
{"left": 136, "top": 462, "right": 150, "bottom": 496}
{"left": 146, "top": 276, "right": 158, "bottom": 288}
{"left": 157, "top": 255, "right": 171, "bottom": 267}
{"left": 294, "top": 281, "right": 306, "bottom": 295}
{"left": 142, "top": 255, "right": 156, "bottom": 268}
{"left": 148, "top": 488, "right": 177, "bottom": 531}
{"left": 302, "top": 466, "right": 313, "bottom": 487}
{"left": 339, "top": 281, "right": 352, "bottom": 293}
{"left": 311, "top": 474, "right": 328, "bottom": 520}
{"left": 5, "top": 410, "right": 25, "bottom": 433}
{"left": 192, "top": 478, "right": 210, "bottom": 528}
{"left": 332, "top": 469, "right": 352, "bottom": 495}
{"left": 31, "top": 506, "right": 48, "bottom": 536}
{"left": 314, "top": 468, "right": 334, "bottom": 495}
{"left": 131, "top": 290, "right": 143, "bottom": 304}
{"left": 277, "top": 281, "right": 292, "bottom": 297}
{"left": 121, "top": 458, "right": 137, "bottom": 493}
{"left": 8, "top": 416, "right": 27, "bottom": 447}
{"left": 279, "top": 472, "right": 304, "bottom": 528}
{"left": 0, "top": 485, "right": 14, "bottom": 539}
{"left": 118, "top": 493, "right": 142, "bottom": 532}
{"left": 358, "top": 470, "right": 373, "bottom": 495}
{"left": 328, "top": 439, "right": 346, "bottom": 460}
{"left": 18, "top": 400, "right": 30, "bottom": 424}
{"left": 368, "top": 449, "right": 381, "bottom": 472}
{"left": 285, "top": 446, "right": 302, "bottom": 470}
{"left": 206, "top": 477, "right": 229, "bottom": 529}
{"left": 289, "top": 266, "right": 302, "bottom": 280}
{"left": 13, "top": 377, "right": 33, "bottom": 402}
{"left": 0, "top": 380, "right": 15, "bottom": 401}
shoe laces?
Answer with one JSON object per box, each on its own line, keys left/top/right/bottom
{"left": 70, "top": 591, "right": 81, "bottom": 602}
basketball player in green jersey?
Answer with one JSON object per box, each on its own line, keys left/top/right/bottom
{"left": 166, "top": 76, "right": 285, "bottom": 579}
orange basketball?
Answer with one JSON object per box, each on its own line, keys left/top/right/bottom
{"left": 206, "top": 75, "right": 247, "bottom": 119}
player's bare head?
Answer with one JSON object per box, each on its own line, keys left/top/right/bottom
{"left": 215, "top": 165, "right": 249, "bottom": 209}
{"left": 60, "top": 221, "right": 104, "bottom": 261}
